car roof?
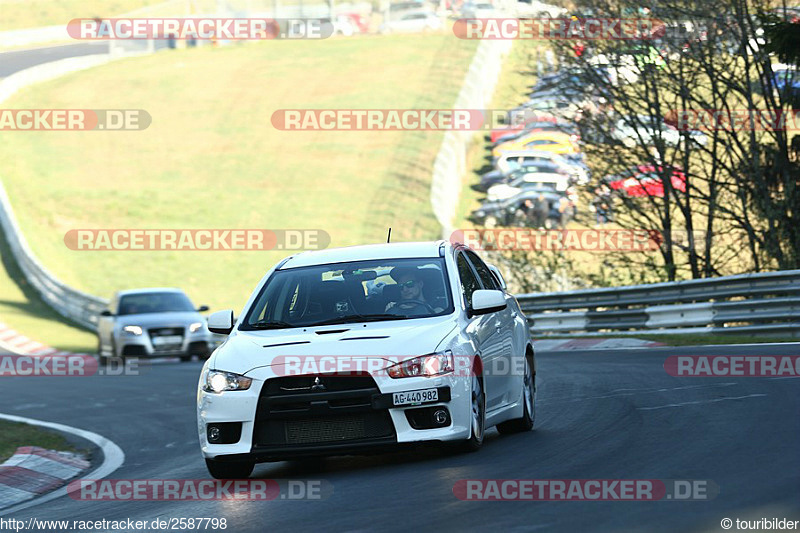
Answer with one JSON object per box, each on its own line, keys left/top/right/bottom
{"left": 116, "top": 287, "right": 186, "bottom": 297}
{"left": 279, "top": 241, "right": 447, "bottom": 269}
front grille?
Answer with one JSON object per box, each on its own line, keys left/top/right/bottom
{"left": 148, "top": 327, "right": 184, "bottom": 352}
{"left": 253, "top": 373, "right": 395, "bottom": 448}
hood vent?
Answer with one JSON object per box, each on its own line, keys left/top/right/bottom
{"left": 314, "top": 329, "right": 349, "bottom": 335}
{"left": 340, "top": 336, "right": 390, "bottom": 341}
{"left": 263, "top": 341, "right": 311, "bottom": 348}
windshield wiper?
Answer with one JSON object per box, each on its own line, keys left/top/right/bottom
{"left": 247, "top": 320, "right": 296, "bottom": 330}
{"left": 308, "top": 314, "right": 410, "bottom": 327}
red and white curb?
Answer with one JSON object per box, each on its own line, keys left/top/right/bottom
{"left": 534, "top": 337, "right": 666, "bottom": 352}
{"left": 0, "top": 447, "right": 89, "bottom": 509}
{"left": 0, "top": 322, "right": 90, "bottom": 358}
{"left": 0, "top": 414, "right": 124, "bottom": 515}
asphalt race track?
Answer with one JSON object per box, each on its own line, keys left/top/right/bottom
{"left": 2, "top": 343, "right": 798, "bottom": 532}
{"left": 0, "top": 43, "right": 109, "bottom": 78}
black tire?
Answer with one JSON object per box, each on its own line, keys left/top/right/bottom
{"left": 180, "top": 354, "right": 193, "bottom": 362}
{"left": 459, "top": 373, "right": 485, "bottom": 452}
{"left": 205, "top": 458, "right": 255, "bottom": 480}
{"left": 497, "top": 354, "right": 535, "bottom": 434}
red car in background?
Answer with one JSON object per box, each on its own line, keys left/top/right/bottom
{"left": 607, "top": 165, "right": 687, "bottom": 197}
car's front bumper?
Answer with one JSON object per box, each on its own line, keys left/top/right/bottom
{"left": 197, "top": 371, "right": 472, "bottom": 462}
{"left": 116, "top": 330, "right": 220, "bottom": 358}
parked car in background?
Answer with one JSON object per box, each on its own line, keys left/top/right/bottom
{"left": 486, "top": 171, "right": 569, "bottom": 200}
{"left": 97, "top": 288, "right": 216, "bottom": 364}
{"left": 333, "top": 13, "right": 370, "bottom": 35}
{"left": 495, "top": 150, "right": 588, "bottom": 183}
{"left": 490, "top": 113, "right": 560, "bottom": 144}
{"left": 514, "top": 0, "right": 566, "bottom": 18}
{"left": 493, "top": 130, "right": 580, "bottom": 157}
{"left": 470, "top": 188, "right": 565, "bottom": 227}
{"left": 460, "top": 2, "right": 497, "bottom": 18}
{"left": 477, "top": 160, "right": 568, "bottom": 191}
{"left": 606, "top": 165, "right": 687, "bottom": 197}
{"left": 379, "top": 10, "right": 442, "bottom": 33}
{"left": 611, "top": 115, "right": 681, "bottom": 148}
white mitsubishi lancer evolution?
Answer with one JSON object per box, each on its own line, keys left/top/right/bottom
{"left": 197, "top": 241, "right": 536, "bottom": 479}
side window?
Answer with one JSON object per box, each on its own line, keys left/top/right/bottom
{"left": 465, "top": 250, "right": 500, "bottom": 290}
{"left": 456, "top": 254, "right": 481, "bottom": 309}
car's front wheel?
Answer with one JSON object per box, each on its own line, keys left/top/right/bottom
{"left": 460, "top": 373, "right": 485, "bottom": 452}
{"left": 205, "top": 458, "right": 255, "bottom": 480}
{"left": 497, "top": 354, "right": 535, "bottom": 434}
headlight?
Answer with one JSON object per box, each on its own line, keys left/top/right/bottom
{"left": 189, "top": 322, "right": 203, "bottom": 333}
{"left": 122, "top": 325, "right": 143, "bottom": 336}
{"left": 203, "top": 369, "right": 252, "bottom": 393}
{"left": 387, "top": 351, "right": 454, "bottom": 379}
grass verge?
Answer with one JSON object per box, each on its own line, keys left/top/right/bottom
{"left": 0, "top": 420, "right": 82, "bottom": 463}
{"left": 0, "top": 33, "right": 476, "bottom": 350}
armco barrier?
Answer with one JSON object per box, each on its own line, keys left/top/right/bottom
{"left": 517, "top": 270, "right": 800, "bottom": 337}
{"left": 0, "top": 183, "right": 108, "bottom": 330}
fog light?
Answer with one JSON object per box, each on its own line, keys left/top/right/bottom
{"left": 207, "top": 426, "right": 221, "bottom": 443}
{"left": 433, "top": 409, "right": 449, "bottom": 425}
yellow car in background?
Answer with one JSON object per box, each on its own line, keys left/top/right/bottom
{"left": 493, "top": 130, "right": 579, "bottom": 157}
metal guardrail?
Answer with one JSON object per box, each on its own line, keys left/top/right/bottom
{"left": 516, "top": 270, "right": 800, "bottom": 337}
{"left": 0, "top": 184, "right": 108, "bottom": 331}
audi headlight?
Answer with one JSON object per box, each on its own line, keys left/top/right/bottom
{"left": 202, "top": 369, "right": 252, "bottom": 393}
{"left": 122, "top": 325, "right": 143, "bottom": 336}
{"left": 189, "top": 322, "right": 203, "bottom": 333}
{"left": 387, "top": 350, "right": 454, "bottom": 379}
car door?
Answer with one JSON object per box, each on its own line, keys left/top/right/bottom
{"left": 464, "top": 250, "right": 516, "bottom": 408}
{"left": 456, "top": 252, "right": 506, "bottom": 411}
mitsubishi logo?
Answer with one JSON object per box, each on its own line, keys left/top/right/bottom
{"left": 311, "top": 377, "right": 326, "bottom": 391}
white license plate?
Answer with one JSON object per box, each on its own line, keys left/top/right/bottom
{"left": 152, "top": 335, "right": 182, "bottom": 345}
{"left": 393, "top": 388, "right": 438, "bottom": 406}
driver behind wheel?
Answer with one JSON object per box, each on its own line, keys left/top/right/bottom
{"left": 385, "top": 267, "right": 443, "bottom": 315}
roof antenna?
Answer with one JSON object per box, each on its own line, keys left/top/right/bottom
{"left": 386, "top": 228, "right": 392, "bottom": 243}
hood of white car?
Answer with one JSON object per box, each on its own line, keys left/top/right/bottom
{"left": 211, "top": 315, "right": 458, "bottom": 376}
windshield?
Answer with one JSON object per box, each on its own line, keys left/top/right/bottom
{"left": 117, "top": 292, "right": 196, "bottom": 315}
{"left": 241, "top": 258, "right": 454, "bottom": 329}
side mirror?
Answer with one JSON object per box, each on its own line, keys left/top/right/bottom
{"left": 197, "top": 305, "right": 210, "bottom": 312}
{"left": 208, "top": 309, "right": 235, "bottom": 335}
{"left": 469, "top": 289, "right": 507, "bottom": 317}
{"left": 100, "top": 310, "right": 113, "bottom": 317}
